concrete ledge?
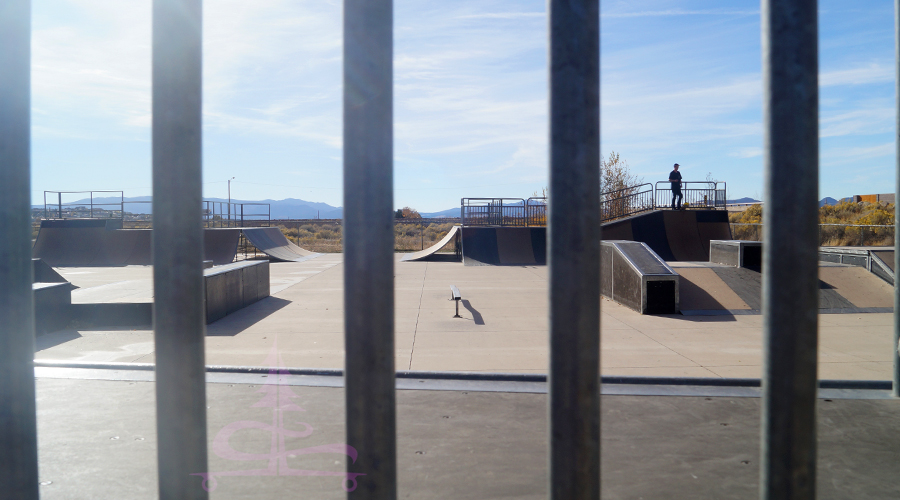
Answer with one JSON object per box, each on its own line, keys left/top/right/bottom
{"left": 70, "top": 303, "right": 153, "bottom": 328}
{"left": 34, "top": 282, "right": 75, "bottom": 335}
{"left": 205, "top": 260, "right": 271, "bottom": 324}
{"left": 709, "top": 240, "right": 761, "bottom": 268}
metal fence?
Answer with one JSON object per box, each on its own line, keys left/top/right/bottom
{"left": 463, "top": 182, "right": 723, "bottom": 227}
{"left": 460, "top": 198, "right": 529, "bottom": 226}
{"left": 38, "top": 197, "right": 271, "bottom": 228}
{"left": 43, "top": 190, "right": 125, "bottom": 219}
{"left": 601, "top": 183, "right": 655, "bottom": 222}
{"left": 654, "top": 181, "right": 727, "bottom": 210}
{"left": 1, "top": 1, "right": 895, "bottom": 499}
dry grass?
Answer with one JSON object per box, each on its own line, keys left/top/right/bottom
{"left": 275, "top": 221, "right": 457, "bottom": 253}
{"left": 729, "top": 202, "right": 895, "bottom": 246}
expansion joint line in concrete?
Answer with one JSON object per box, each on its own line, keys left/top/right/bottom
{"left": 409, "top": 262, "right": 427, "bottom": 370}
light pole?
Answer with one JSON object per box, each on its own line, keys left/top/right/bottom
{"left": 227, "top": 177, "right": 235, "bottom": 226}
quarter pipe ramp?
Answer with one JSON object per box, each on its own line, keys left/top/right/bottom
{"left": 401, "top": 226, "right": 461, "bottom": 262}
{"left": 602, "top": 210, "right": 731, "bottom": 261}
{"left": 241, "top": 227, "right": 320, "bottom": 262}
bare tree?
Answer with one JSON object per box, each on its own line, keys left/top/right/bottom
{"left": 601, "top": 152, "right": 644, "bottom": 220}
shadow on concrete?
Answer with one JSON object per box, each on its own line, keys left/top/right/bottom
{"left": 461, "top": 299, "right": 485, "bottom": 325}
{"left": 206, "top": 296, "right": 293, "bottom": 336}
{"left": 35, "top": 329, "right": 83, "bottom": 351}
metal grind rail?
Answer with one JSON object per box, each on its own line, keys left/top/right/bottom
{"left": 0, "top": 2, "right": 892, "bottom": 500}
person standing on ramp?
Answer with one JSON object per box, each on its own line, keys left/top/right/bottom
{"left": 669, "top": 163, "right": 683, "bottom": 210}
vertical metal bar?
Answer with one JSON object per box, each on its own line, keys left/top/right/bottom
{"left": 548, "top": 0, "right": 601, "bottom": 498}
{"left": 343, "top": 0, "right": 396, "bottom": 497}
{"left": 58, "top": 192, "right": 62, "bottom": 218}
{"left": 760, "top": 1, "right": 819, "bottom": 498}
{"left": 152, "top": 0, "right": 208, "bottom": 498}
{"left": 0, "top": 2, "right": 39, "bottom": 498}
{"left": 894, "top": 0, "right": 900, "bottom": 398}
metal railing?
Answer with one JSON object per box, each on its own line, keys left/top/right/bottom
{"left": 654, "top": 181, "right": 727, "bottom": 210}
{"left": 39, "top": 197, "right": 271, "bottom": 228}
{"left": 202, "top": 201, "right": 271, "bottom": 228}
{"left": 1, "top": 1, "right": 890, "bottom": 499}
{"left": 601, "top": 183, "right": 655, "bottom": 222}
{"left": 463, "top": 182, "right": 724, "bottom": 226}
{"left": 43, "top": 190, "right": 125, "bottom": 219}
{"left": 460, "top": 198, "right": 529, "bottom": 226}
{"left": 525, "top": 197, "right": 547, "bottom": 226}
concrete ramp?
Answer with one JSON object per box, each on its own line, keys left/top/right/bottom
{"left": 601, "top": 210, "right": 731, "bottom": 262}
{"left": 33, "top": 220, "right": 240, "bottom": 266}
{"left": 672, "top": 260, "right": 894, "bottom": 316}
{"left": 241, "top": 227, "right": 319, "bottom": 262}
{"left": 461, "top": 227, "right": 546, "bottom": 266}
{"left": 401, "top": 226, "right": 461, "bottom": 262}
{"left": 819, "top": 246, "right": 895, "bottom": 285}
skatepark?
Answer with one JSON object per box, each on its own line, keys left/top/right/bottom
{"left": 17, "top": 185, "right": 900, "bottom": 497}
{"left": 27, "top": 201, "right": 900, "bottom": 498}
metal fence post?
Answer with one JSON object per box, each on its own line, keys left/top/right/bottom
{"left": 0, "top": 2, "right": 39, "bottom": 498}
{"left": 343, "top": 0, "right": 396, "bottom": 497}
{"left": 151, "top": 0, "right": 208, "bottom": 498}
{"left": 760, "top": 1, "right": 819, "bottom": 498}
{"left": 548, "top": 0, "right": 601, "bottom": 498}
{"left": 894, "top": 0, "right": 900, "bottom": 398}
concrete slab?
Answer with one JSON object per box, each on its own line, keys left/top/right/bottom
{"left": 34, "top": 256, "right": 899, "bottom": 381}
{"left": 32, "top": 377, "right": 900, "bottom": 499}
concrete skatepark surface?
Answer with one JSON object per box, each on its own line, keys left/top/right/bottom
{"left": 30, "top": 253, "right": 900, "bottom": 498}
{"left": 37, "top": 255, "right": 897, "bottom": 380}
{"left": 31, "top": 376, "right": 900, "bottom": 499}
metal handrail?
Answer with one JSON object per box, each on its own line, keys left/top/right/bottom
{"left": 654, "top": 181, "right": 727, "bottom": 209}
{"left": 43, "top": 190, "right": 125, "bottom": 219}
{"left": 600, "top": 183, "right": 654, "bottom": 222}
{"left": 459, "top": 182, "right": 728, "bottom": 227}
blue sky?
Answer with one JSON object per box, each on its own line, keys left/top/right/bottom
{"left": 30, "top": 0, "right": 896, "bottom": 211}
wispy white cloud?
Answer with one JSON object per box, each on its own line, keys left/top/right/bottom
{"left": 820, "top": 63, "right": 893, "bottom": 87}
{"left": 456, "top": 12, "right": 544, "bottom": 20}
{"left": 603, "top": 9, "right": 759, "bottom": 18}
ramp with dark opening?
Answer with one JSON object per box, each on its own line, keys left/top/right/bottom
{"left": 241, "top": 227, "right": 319, "bottom": 263}
{"left": 601, "top": 241, "right": 678, "bottom": 314}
